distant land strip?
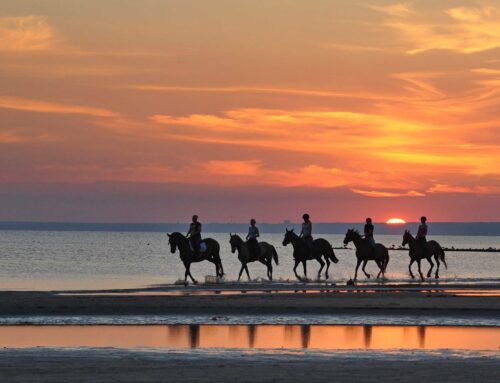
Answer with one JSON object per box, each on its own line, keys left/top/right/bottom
{"left": 0, "top": 221, "right": 499, "bottom": 236}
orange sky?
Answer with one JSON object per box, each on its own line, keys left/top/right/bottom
{"left": 0, "top": 1, "right": 499, "bottom": 222}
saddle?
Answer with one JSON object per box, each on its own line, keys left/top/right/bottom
{"left": 189, "top": 241, "right": 208, "bottom": 253}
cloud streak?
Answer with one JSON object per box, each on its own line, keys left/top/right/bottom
{"left": 0, "top": 97, "right": 119, "bottom": 117}
{"left": 0, "top": 16, "right": 54, "bottom": 52}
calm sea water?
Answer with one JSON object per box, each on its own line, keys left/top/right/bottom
{"left": 0, "top": 231, "right": 498, "bottom": 290}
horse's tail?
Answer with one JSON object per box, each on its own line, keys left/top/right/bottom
{"left": 328, "top": 246, "right": 339, "bottom": 264}
{"left": 383, "top": 251, "right": 390, "bottom": 272}
{"left": 380, "top": 247, "right": 389, "bottom": 272}
{"left": 439, "top": 247, "right": 447, "bottom": 269}
{"left": 271, "top": 246, "right": 279, "bottom": 265}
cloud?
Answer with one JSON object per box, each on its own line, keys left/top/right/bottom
{"left": 0, "top": 97, "right": 119, "bottom": 117}
{"left": 130, "top": 84, "right": 406, "bottom": 103}
{"left": 374, "top": 4, "right": 500, "bottom": 54}
{"left": 368, "top": 3, "right": 415, "bottom": 18}
{"left": 0, "top": 16, "right": 54, "bottom": 52}
{"left": 204, "top": 160, "right": 262, "bottom": 176}
{"left": 427, "top": 183, "right": 500, "bottom": 194}
{"left": 352, "top": 189, "right": 425, "bottom": 198}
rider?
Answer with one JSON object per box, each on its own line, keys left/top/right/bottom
{"left": 246, "top": 218, "right": 261, "bottom": 259}
{"left": 186, "top": 215, "right": 202, "bottom": 256}
{"left": 363, "top": 217, "right": 376, "bottom": 255}
{"left": 299, "top": 213, "right": 313, "bottom": 253}
{"left": 416, "top": 216, "right": 428, "bottom": 255}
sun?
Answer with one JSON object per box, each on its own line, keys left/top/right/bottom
{"left": 386, "top": 218, "right": 406, "bottom": 224}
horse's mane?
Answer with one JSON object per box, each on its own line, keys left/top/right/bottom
{"left": 230, "top": 233, "right": 243, "bottom": 242}
{"left": 170, "top": 232, "right": 187, "bottom": 240}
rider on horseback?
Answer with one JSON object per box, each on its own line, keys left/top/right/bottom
{"left": 363, "top": 217, "right": 376, "bottom": 255}
{"left": 300, "top": 214, "right": 313, "bottom": 254}
{"left": 187, "top": 215, "right": 202, "bottom": 256}
{"left": 246, "top": 218, "right": 261, "bottom": 259}
{"left": 416, "top": 216, "right": 428, "bottom": 256}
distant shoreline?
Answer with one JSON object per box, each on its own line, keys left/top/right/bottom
{"left": 0, "top": 221, "right": 499, "bottom": 236}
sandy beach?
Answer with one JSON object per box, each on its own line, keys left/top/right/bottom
{"left": 1, "top": 283, "right": 498, "bottom": 382}
{"left": 1, "top": 283, "right": 499, "bottom": 317}
{"left": 0, "top": 348, "right": 498, "bottom": 383}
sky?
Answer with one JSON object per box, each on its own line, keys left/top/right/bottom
{"left": 0, "top": 0, "right": 499, "bottom": 223}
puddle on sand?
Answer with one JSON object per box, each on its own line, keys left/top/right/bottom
{"left": 58, "top": 287, "right": 500, "bottom": 297}
{"left": 0, "top": 325, "right": 498, "bottom": 351}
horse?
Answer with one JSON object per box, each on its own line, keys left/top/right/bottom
{"left": 343, "top": 229, "right": 389, "bottom": 281}
{"left": 167, "top": 232, "right": 224, "bottom": 284}
{"left": 229, "top": 234, "right": 279, "bottom": 281}
{"left": 282, "top": 228, "right": 339, "bottom": 281}
{"left": 402, "top": 230, "right": 447, "bottom": 280}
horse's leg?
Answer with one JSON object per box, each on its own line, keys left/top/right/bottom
{"left": 244, "top": 264, "right": 251, "bottom": 281}
{"left": 376, "top": 261, "right": 382, "bottom": 279}
{"left": 435, "top": 256, "right": 441, "bottom": 279}
{"left": 302, "top": 261, "right": 307, "bottom": 280}
{"left": 324, "top": 258, "right": 331, "bottom": 280}
{"left": 186, "top": 262, "right": 197, "bottom": 284}
{"left": 183, "top": 261, "right": 190, "bottom": 282}
{"left": 408, "top": 259, "right": 415, "bottom": 279}
{"left": 266, "top": 258, "right": 273, "bottom": 281}
{"left": 426, "top": 257, "right": 434, "bottom": 278}
{"left": 238, "top": 263, "right": 245, "bottom": 281}
{"left": 293, "top": 259, "right": 301, "bottom": 280}
{"left": 362, "top": 260, "right": 370, "bottom": 279}
{"left": 316, "top": 257, "right": 325, "bottom": 280}
{"left": 417, "top": 259, "right": 424, "bottom": 281}
{"left": 354, "top": 259, "right": 362, "bottom": 281}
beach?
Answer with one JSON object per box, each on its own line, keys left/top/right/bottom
{"left": 0, "top": 348, "right": 498, "bottom": 383}
{"left": 1, "top": 283, "right": 499, "bottom": 317}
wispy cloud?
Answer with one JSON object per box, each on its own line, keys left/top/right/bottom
{"left": 351, "top": 189, "right": 425, "bottom": 198}
{"left": 129, "top": 84, "right": 405, "bottom": 102}
{"left": 368, "top": 3, "right": 415, "bottom": 18}
{"left": 372, "top": 4, "right": 500, "bottom": 54}
{"left": 0, "top": 97, "right": 118, "bottom": 117}
{"left": 0, "top": 16, "right": 54, "bottom": 52}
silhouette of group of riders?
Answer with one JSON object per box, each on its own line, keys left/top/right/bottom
{"left": 169, "top": 213, "right": 445, "bottom": 284}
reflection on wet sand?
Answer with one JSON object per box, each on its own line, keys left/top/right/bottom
{"left": 0, "top": 325, "right": 498, "bottom": 350}
{"left": 58, "top": 287, "right": 500, "bottom": 297}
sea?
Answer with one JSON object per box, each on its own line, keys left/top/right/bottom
{"left": 0, "top": 230, "right": 498, "bottom": 291}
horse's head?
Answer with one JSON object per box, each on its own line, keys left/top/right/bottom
{"left": 343, "top": 228, "right": 356, "bottom": 245}
{"left": 282, "top": 228, "right": 295, "bottom": 246}
{"left": 229, "top": 233, "right": 241, "bottom": 254}
{"left": 402, "top": 229, "right": 411, "bottom": 247}
{"left": 167, "top": 232, "right": 180, "bottom": 254}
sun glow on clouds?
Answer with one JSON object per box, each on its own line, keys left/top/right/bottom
{"left": 0, "top": 1, "right": 499, "bottom": 221}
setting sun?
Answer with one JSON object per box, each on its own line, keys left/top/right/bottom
{"left": 386, "top": 218, "right": 406, "bottom": 224}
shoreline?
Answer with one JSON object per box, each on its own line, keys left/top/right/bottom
{"left": 1, "top": 283, "right": 499, "bottom": 317}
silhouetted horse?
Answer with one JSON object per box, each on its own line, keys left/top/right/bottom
{"left": 282, "top": 228, "right": 339, "bottom": 281}
{"left": 343, "top": 229, "right": 389, "bottom": 280}
{"left": 229, "top": 234, "right": 279, "bottom": 281}
{"left": 402, "top": 230, "right": 447, "bottom": 280}
{"left": 167, "top": 232, "right": 224, "bottom": 284}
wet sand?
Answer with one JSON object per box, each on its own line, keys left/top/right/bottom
{"left": 1, "top": 283, "right": 499, "bottom": 317}
{"left": 0, "top": 349, "right": 498, "bottom": 383}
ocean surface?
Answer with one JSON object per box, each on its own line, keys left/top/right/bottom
{"left": 0, "top": 231, "right": 498, "bottom": 291}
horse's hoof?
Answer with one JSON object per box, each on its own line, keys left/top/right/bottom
{"left": 193, "top": 280, "right": 199, "bottom": 285}
{"left": 435, "top": 275, "right": 439, "bottom": 279}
